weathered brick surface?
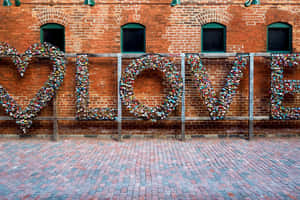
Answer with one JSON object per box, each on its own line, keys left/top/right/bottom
{"left": 0, "top": 138, "right": 299, "bottom": 199}
{"left": 0, "top": 0, "right": 299, "bottom": 136}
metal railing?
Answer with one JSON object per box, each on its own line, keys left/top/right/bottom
{"left": 0, "top": 52, "right": 291, "bottom": 140}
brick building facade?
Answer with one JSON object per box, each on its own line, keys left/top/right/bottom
{"left": 0, "top": 0, "right": 299, "bottom": 137}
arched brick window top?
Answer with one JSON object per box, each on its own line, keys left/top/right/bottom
{"left": 121, "top": 23, "right": 145, "bottom": 53}
{"left": 40, "top": 23, "right": 65, "bottom": 52}
{"left": 202, "top": 22, "right": 226, "bottom": 52}
{"left": 267, "top": 22, "right": 292, "bottom": 53}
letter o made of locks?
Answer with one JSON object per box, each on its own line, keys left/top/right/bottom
{"left": 120, "top": 55, "right": 183, "bottom": 121}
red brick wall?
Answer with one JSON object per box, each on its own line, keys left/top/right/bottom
{"left": 0, "top": 0, "right": 299, "bottom": 136}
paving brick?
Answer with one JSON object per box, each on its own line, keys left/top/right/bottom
{"left": 0, "top": 138, "right": 299, "bottom": 199}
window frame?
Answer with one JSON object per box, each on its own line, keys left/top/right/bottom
{"left": 201, "top": 22, "right": 226, "bottom": 53}
{"left": 40, "top": 23, "right": 65, "bottom": 52}
{"left": 121, "top": 23, "right": 146, "bottom": 53}
{"left": 267, "top": 22, "right": 292, "bottom": 53}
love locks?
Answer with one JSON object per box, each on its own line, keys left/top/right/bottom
{"left": 75, "top": 55, "right": 117, "bottom": 120}
{"left": 188, "top": 54, "right": 248, "bottom": 120}
{"left": 119, "top": 55, "right": 183, "bottom": 121}
{"left": 270, "top": 54, "right": 300, "bottom": 120}
{"left": 1, "top": 41, "right": 299, "bottom": 135}
{"left": 0, "top": 42, "right": 66, "bottom": 133}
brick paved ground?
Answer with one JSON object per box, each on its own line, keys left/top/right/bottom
{"left": 0, "top": 137, "right": 299, "bottom": 200}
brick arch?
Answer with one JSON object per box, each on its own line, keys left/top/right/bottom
{"left": 195, "top": 9, "right": 232, "bottom": 26}
{"left": 36, "top": 8, "right": 68, "bottom": 27}
{"left": 121, "top": 22, "right": 145, "bottom": 27}
{"left": 265, "top": 8, "right": 296, "bottom": 28}
{"left": 267, "top": 21, "right": 292, "bottom": 27}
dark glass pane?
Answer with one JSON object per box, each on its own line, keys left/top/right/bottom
{"left": 43, "top": 29, "right": 65, "bottom": 51}
{"left": 123, "top": 28, "right": 145, "bottom": 52}
{"left": 268, "top": 28, "right": 290, "bottom": 51}
{"left": 203, "top": 28, "right": 224, "bottom": 52}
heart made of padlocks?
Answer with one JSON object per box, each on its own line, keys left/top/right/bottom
{"left": 0, "top": 42, "right": 66, "bottom": 133}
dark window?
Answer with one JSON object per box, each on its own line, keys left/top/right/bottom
{"left": 121, "top": 23, "right": 145, "bottom": 53}
{"left": 268, "top": 23, "right": 292, "bottom": 52}
{"left": 41, "top": 23, "right": 65, "bottom": 52}
{"left": 203, "top": 29, "right": 224, "bottom": 52}
{"left": 202, "top": 23, "right": 226, "bottom": 52}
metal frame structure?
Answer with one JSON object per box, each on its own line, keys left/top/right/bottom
{"left": 0, "top": 52, "right": 291, "bottom": 141}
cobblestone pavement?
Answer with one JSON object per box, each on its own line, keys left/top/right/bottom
{"left": 0, "top": 137, "right": 299, "bottom": 200}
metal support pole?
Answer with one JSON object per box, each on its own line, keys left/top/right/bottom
{"left": 181, "top": 53, "right": 186, "bottom": 141}
{"left": 53, "top": 96, "right": 59, "bottom": 141}
{"left": 117, "top": 53, "right": 122, "bottom": 141}
{"left": 248, "top": 53, "right": 254, "bottom": 140}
